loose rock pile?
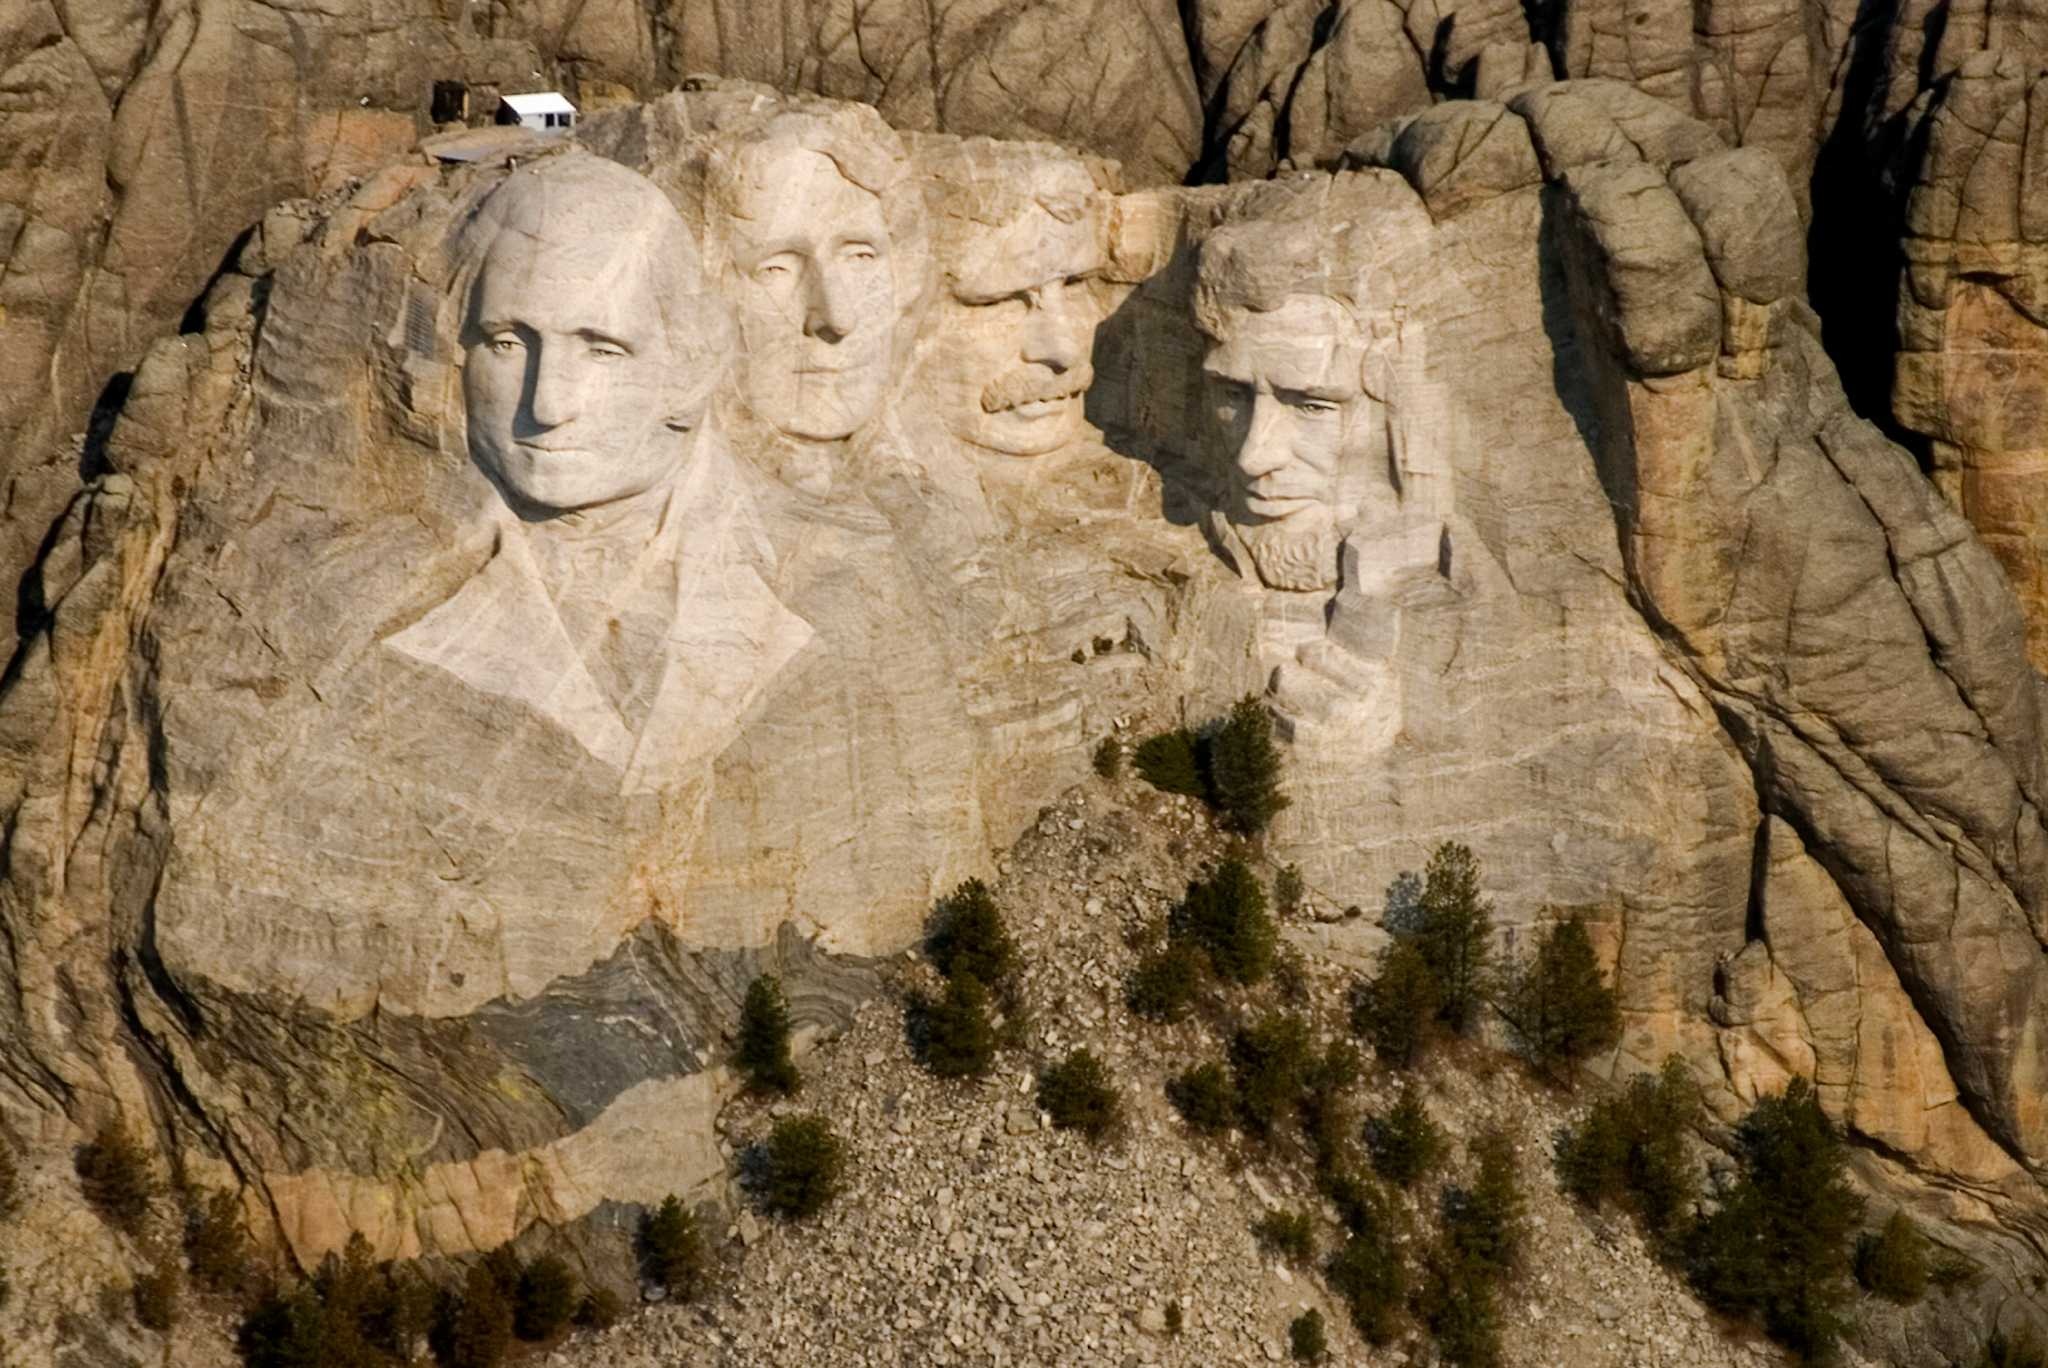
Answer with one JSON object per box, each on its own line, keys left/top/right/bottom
{"left": 546, "top": 774, "right": 1815, "bottom": 1367}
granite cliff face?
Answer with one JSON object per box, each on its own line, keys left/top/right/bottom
{"left": 4, "top": 41, "right": 2048, "bottom": 1368}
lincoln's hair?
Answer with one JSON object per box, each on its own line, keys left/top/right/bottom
{"left": 1192, "top": 173, "right": 1412, "bottom": 344}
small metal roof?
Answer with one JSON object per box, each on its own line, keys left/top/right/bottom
{"left": 500, "top": 92, "right": 577, "bottom": 116}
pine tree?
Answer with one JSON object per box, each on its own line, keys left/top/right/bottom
{"left": 735, "top": 973, "right": 800, "bottom": 1094}
{"left": 513, "top": 1254, "right": 579, "bottom": 1340}
{"left": 1037, "top": 1049, "right": 1123, "bottom": 1141}
{"left": 1352, "top": 939, "right": 1441, "bottom": 1070}
{"left": 1443, "top": 1127, "right": 1523, "bottom": 1281}
{"left": 445, "top": 1263, "right": 513, "bottom": 1368}
{"left": 187, "top": 1189, "right": 251, "bottom": 1292}
{"left": 1230, "top": 1012, "right": 1313, "bottom": 1138}
{"left": 927, "top": 879, "right": 1016, "bottom": 989}
{"left": 759, "top": 1115, "right": 847, "bottom": 1220}
{"left": 1506, "top": 916, "right": 1621, "bottom": 1075}
{"left": 1687, "top": 1078, "right": 1861, "bottom": 1359}
{"left": 1289, "top": 1307, "right": 1327, "bottom": 1361}
{"left": 922, "top": 971, "right": 998, "bottom": 1078}
{"left": 1207, "top": 694, "right": 1290, "bottom": 836}
{"left": 1367, "top": 1089, "right": 1444, "bottom": 1188}
{"left": 1413, "top": 843, "right": 1493, "bottom": 1033}
{"left": 1174, "top": 857, "right": 1277, "bottom": 985}
{"left": 642, "top": 1195, "right": 707, "bottom": 1301}
{"left": 1854, "top": 1212, "right": 1928, "bottom": 1304}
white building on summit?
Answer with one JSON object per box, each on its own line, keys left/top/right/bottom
{"left": 496, "top": 91, "right": 577, "bottom": 132}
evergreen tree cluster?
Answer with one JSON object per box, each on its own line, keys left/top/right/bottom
{"left": 1130, "top": 695, "right": 1290, "bottom": 836}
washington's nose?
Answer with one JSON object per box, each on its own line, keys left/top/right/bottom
{"left": 803, "top": 266, "right": 855, "bottom": 344}
{"left": 525, "top": 341, "right": 579, "bottom": 429}
{"left": 1236, "top": 394, "right": 1291, "bottom": 477}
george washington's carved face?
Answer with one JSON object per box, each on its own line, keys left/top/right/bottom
{"left": 461, "top": 165, "right": 709, "bottom": 516}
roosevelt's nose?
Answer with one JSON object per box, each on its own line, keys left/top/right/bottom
{"left": 1235, "top": 393, "right": 1292, "bottom": 478}
{"left": 525, "top": 339, "right": 581, "bottom": 429}
{"left": 1022, "top": 282, "right": 1084, "bottom": 373}
{"left": 803, "top": 265, "right": 856, "bottom": 344}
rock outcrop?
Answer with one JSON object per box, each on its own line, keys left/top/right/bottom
{"left": 4, "top": 67, "right": 2048, "bottom": 1366}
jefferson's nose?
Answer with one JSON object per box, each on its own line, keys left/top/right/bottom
{"left": 804, "top": 266, "right": 855, "bottom": 344}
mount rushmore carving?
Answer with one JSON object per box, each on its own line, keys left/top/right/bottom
{"left": 5, "top": 79, "right": 2048, "bottom": 1346}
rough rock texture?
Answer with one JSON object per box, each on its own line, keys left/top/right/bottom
{"left": 5, "top": 70, "right": 2048, "bottom": 1367}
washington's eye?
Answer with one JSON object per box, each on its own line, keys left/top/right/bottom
{"left": 842, "top": 242, "right": 880, "bottom": 263}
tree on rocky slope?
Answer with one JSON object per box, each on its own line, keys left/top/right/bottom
{"left": 1502, "top": 915, "right": 1620, "bottom": 1077}
{"left": 736, "top": 973, "right": 800, "bottom": 1095}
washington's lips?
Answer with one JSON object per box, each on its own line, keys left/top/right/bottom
{"left": 981, "top": 363, "right": 1095, "bottom": 416}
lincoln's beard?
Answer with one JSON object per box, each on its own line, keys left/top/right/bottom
{"left": 1236, "top": 512, "right": 1340, "bottom": 593}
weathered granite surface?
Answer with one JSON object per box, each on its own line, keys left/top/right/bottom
{"left": 5, "top": 70, "right": 2048, "bottom": 1364}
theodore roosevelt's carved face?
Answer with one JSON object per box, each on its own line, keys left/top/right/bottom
{"left": 461, "top": 164, "right": 708, "bottom": 516}
{"left": 926, "top": 173, "right": 1107, "bottom": 457}
{"left": 1203, "top": 294, "right": 1376, "bottom": 592}
{"left": 720, "top": 144, "right": 899, "bottom": 443}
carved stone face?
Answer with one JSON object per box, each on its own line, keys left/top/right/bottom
{"left": 462, "top": 178, "right": 696, "bottom": 516}
{"left": 1204, "top": 295, "right": 1376, "bottom": 592}
{"left": 927, "top": 204, "right": 1104, "bottom": 457}
{"left": 722, "top": 145, "right": 898, "bottom": 442}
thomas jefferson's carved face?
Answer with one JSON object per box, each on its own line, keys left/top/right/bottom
{"left": 1204, "top": 295, "right": 1376, "bottom": 592}
{"left": 722, "top": 145, "right": 898, "bottom": 442}
{"left": 927, "top": 203, "right": 1104, "bottom": 457}
{"left": 463, "top": 181, "right": 697, "bottom": 516}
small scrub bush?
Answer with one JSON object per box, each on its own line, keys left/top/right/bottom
{"left": 0, "top": 1139, "right": 17, "bottom": 1217}
{"left": 921, "top": 971, "right": 998, "bottom": 1078}
{"left": 1167, "top": 1061, "right": 1235, "bottom": 1134}
{"left": 133, "top": 1261, "right": 179, "bottom": 1332}
{"left": 1132, "top": 727, "right": 1204, "bottom": 797}
{"left": 642, "top": 1195, "right": 707, "bottom": 1301}
{"left": 1273, "top": 863, "right": 1305, "bottom": 917}
{"left": 513, "top": 1253, "right": 579, "bottom": 1341}
{"left": 1174, "top": 857, "right": 1278, "bottom": 986}
{"left": 1037, "top": 1049, "right": 1122, "bottom": 1141}
{"left": 1930, "top": 1250, "right": 1980, "bottom": 1292}
{"left": 927, "top": 879, "right": 1015, "bottom": 989}
{"left": 1505, "top": 915, "right": 1621, "bottom": 1076}
{"left": 1352, "top": 939, "right": 1440, "bottom": 1070}
{"left": 1289, "top": 1307, "right": 1327, "bottom": 1362}
{"left": 1686, "top": 1078, "right": 1861, "bottom": 1361}
{"left": 1207, "top": 694, "right": 1290, "bottom": 836}
{"left": 1163, "top": 1300, "right": 1184, "bottom": 1335}
{"left": 1854, "top": 1212, "right": 1928, "bottom": 1304}
{"left": 1254, "top": 1209, "right": 1316, "bottom": 1265}
{"left": 1092, "top": 736, "right": 1123, "bottom": 779}
{"left": 77, "top": 1120, "right": 154, "bottom": 1233}
{"left": 1984, "top": 1330, "right": 2048, "bottom": 1368}
{"left": 186, "top": 1189, "right": 251, "bottom": 1293}
{"left": 577, "top": 1286, "right": 623, "bottom": 1330}
{"left": 735, "top": 973, "right": 800, "bottom": 1095}
{"left": 1555, "top": 1056, "right": 1700, "bottom": 1246}
{"left": 759, "top": 1115, "right": 847, "bottom": 1220}
{"left": 1127, "top": 942, "right": 1206, "bottom": 1022}
{"left": 1367, "top": 1090, "right": 1444, "bottom": 1189}
{"left": 1229, "top": 1011, "right": 1313, "bottom": 1138}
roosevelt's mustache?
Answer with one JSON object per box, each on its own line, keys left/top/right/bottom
{"left": 980, "top": 362, "right": 1095, "bottom": 415}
